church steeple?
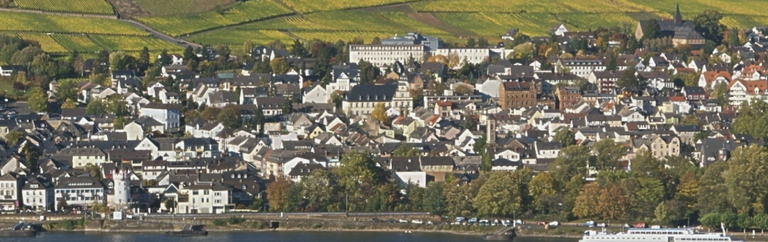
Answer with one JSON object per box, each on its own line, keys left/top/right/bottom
{"left": 674, "top": 3, "right": 683, "bottom": 25}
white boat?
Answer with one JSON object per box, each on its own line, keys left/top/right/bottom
{"left": 579, "top": 227, "right": 745, "bottom": 242}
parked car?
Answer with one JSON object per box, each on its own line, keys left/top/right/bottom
{"left": 597, "top": 223, "right": 606, "bottom": 227}
{"left": 426, "top": 221, "right": 433, "bottom": 225}
{"left": 537, "top": 221, "right": 547, "bottom": 225}
{"left": 371, "top": 218, "right": 381, "bottom": 223}
{"left": 479, "top": 219, "right": 490, "bottom": 224}
{"left": 453, "top": 217, "right": 466, "bottom": 225}
{"left": 548, "top": 221, "right": 560, "bottom": 227}
{"left": 584, "top": 221, "right": 595, "bottom": 227}
{"left": 651, "top": 225, "right": 662, "bottom": 229}
{"left": 468, "top": 217, "right": 478, "bottom": 224}
{"left": 412, "top": 219, "right": 423, "bottom": 224}
{"left": 387, "top": 219, "right": 397, "bottom": 223}
{"left": 634, "top": 222, "right": 647, "bottom": 228}
{"left": 514, "top": 219, "right": 523, "bottom": 225}
{"left": 399, "top": 219, "right": 409, "bottom": 223}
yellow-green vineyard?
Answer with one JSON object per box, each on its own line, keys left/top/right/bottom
{"left": 2, "top": 0, "right": 768, "bottom": 54}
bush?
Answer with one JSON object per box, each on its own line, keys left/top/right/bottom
{"left": 227, "top": 216, "right": 245, "bottom": 225}
{"left": 212, "top": 219, "right": 226, "bottom": 226}
{"left": 312, "top": 223, "right": 322, "bottom": 229}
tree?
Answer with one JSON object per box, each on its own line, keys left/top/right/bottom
{"left": 333, "top": 151, "right": 387, "bottom": 211}
{"left": 267, "top": 178, "right": 294, "bottom": 212}
{"left": 138, "top": 46, "right": 150, "bottom": 71}
{"left": 592, "top": 139, "right": 625, "bottom": 170}
{"left": 56, "top": 78, "right": 79, "bottom": 102}
{"left": 107, "top": 94, "right": 129, "bottom": 116}
{"left": 693, "top": 10, "right": 727, "bottom": 45}
{"left": 509, "top": 42, "right": 535, "bottom": 60}
{"left": 358, "top": 60, "right": 380, "bottom": 84}
{"left": 454, "top": 84, "right": 473, "bottom": 95}
{"left": 630, "top": 150, "right": 663, "bottom": 177}
{"left": 473, "top": 134, "right": 487, "bottom": 154}
{"left": 109, "top": 51, "right": 131, "bottom": 70}
{"left": 616, "top": 68, "right": 640, "bottom": 90}
{"left": 553, "top": 129, "right": 576, "bottom": 147}
{"left": 4, "top": 130, "right": 24, "bottom": 146}
{"left": 22, "top": 144, "right": 40, "bottom": 172}
{"left": 251, "top": 107, "right": 265, "bottom": 134}
{"left": 422, "top": 182, "right": 447, "bottom": 215}
{"left": 217, "top": 105, "right": 241, "bottom": 129}
{"left": 642, "top": 20, "right": 661, "bottom": 40}
{"left": 85, "top": 99, "right": 107, "bottom": 115}
{"left": 714, "top": 82, "right": 729, "bottom": 105}
{"left": 463, "top": 115, "right": 477, "bottom": 131}
{"left": 598, "top": 184, "right": 629, "bottom": 221}
{"left": 156, "top": 49, "right": 171, "bottom": 66}
{"left": 672, "top": 73, "right": 698, "bottom": 87}
{"left": 728, "top": 28, "right": 740, "bottom": 47}
{"left": 573, "top": 183, "right": 601, "bottom": 219}
{"left": 164, "top": 198, "right": 177, "bottom": 213}
{"left": 466, "top": 38, "right": 476, "bottom": 48}
{"left": 732, "top": 100, "right": 768, "bottom": 141}
{"left": 480, "top": 150, "right": 493, "bottom": 172}
{"left": 290, "top": 39, "right": 308, "bottom": 58}
{"left": 371, "top": 102, "right": 388, "bottom": 123}
{"left": 298, "top": 169, "right": 339, "bottom": 212}
{"left": 56, "top": 197, "right": 68, "bottom": 211}
{"left": 725, "top": 145, "right": 768, "bottom": 215}
{"left": 697, "top": 160, "right": 732, "bottom": 215}
{"left": 200, "top": 106, "right": 221, "bottom": 121}
{"left": 474, "top": 171, "right": 521, "bottom": 217}
{"left": 270, "top": 57, "right": 290, "bottom": 74}
{"left": 550, "top": 145, "right": 590, "bottom": 187}
{"left": 392, "top": 144, "right": 419, "bottom": 157}
{"left": 675, "top": 172, "right": 699, "bottom": 215}
{"left": 529, "top": 172, "right": 557, "bottom": 212}
{"left": 605, "top": 52, "right": 618, "bottom": 71}
{"left": 478, "top": 37, "right": 489, "bottom": 48}
{"left": 61, "top": 98, "right": 77, "bottom": 109}
{"left": 282, "top": 97, "right": 293, "bottom": 115}
{"left": 27, "top": 87, "right": 47, "bottom": 113}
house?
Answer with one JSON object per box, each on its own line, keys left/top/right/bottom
{"left": 0, "top": 65, "right": 24, "bottom": 77}
{"left": 254, "top": 97, "right": 285, "bottom": 116}
{"left": 698, "top": 71, "right": 732, "bottom": 89}
{"left": 491, "top": 158, "right": 521, "bottom": 171}
{"left": 157, "top": 54, "right": 184, "bottom": 66}
{"left": 54, "top": 176, "right": 106, "bottom": 209}
{"left": 22, "top": 176, "right": 54, "bottom": 211}
{"left": 502, "top": 28, "right": 519, "bottom": 40}
{"left": 498, "top": 80, "right": 537, "bottom": 110}
{"left": 342, "top": 82, "right": 412, "bottom": 116}
{"left": 588, "top": 71, "right": 620, "bottom": 94}
{"left": 176, "top": 183, "right": 234, "bottom": 214}
{"left": 555, "top": 86, "right": 582, "bottom": 111}
{"left": 550, "top": 24, "right": 568, "bottom": 36}
{"left": 728, "top": 79, "right": 768, "bottom": 107}
{"left": 302, "top": 84, "right": 330, "bottom": 104}
{"left": 138, "top": 103, "right": 181, "bottom": 132}
{"left": 557, "top": 59, "right": 606, "bottom": 79}
{"left": 0, "top": 173, "right": 19, "bottom": 211}
{"left": 682, "top": 87, "right": 706, "bottom": 101}
{"left": 635, "top": 4, "right": 704, "bottom": 46}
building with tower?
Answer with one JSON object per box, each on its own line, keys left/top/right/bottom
{"left": 108, "top": 168, "right": 131, "bottom": 210}
{"left": 635, "top": 4, "right": 705, "bottom": 47}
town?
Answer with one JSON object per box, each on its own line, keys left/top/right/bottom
{"left": 0, "top": 5, "right": 765, "bottom": 232}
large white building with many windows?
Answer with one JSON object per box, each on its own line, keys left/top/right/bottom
{"left": 54, "top": 176, "right": 105, "bottom": 209}
{"left": 349, "top": 44, "right": 425, "bottom": 67}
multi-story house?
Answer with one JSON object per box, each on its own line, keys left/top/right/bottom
{"left": 498, "top": 80, "right": 537, "bottom": 110}
{"left": 139, "top": 103, "right": 181, "bottom": 132}
{"left": 22, "top": 176, "right": 54, "bottom": 212}
{"left": 342, "top": 82, "right": 412, "bottom": 116}
{"left": 556, "top": 59, "right": 606, "bottom": 79}
{"left": 728, "top": 79, "right": 768, "bottom": 107}
{"left": 54, "top": 176, "right": 105, "bottom": 209}
{"left": 176, "top": 182, "right": 233, "bottom": 214}
{"left": 587, "top": 71, "right": 620, "bottom": 94}
{"left": 349, "top": 44, "right": 425, "bottom": 67}
{"left": 555, "top": 86, "right": 582, "bottom": 111}
{"left": 0, "top": 173, "right": 19, "bottom": 211}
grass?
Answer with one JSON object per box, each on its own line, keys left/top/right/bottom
{"left": 88, "top": 35, "right": 183, "bottom": 52}
{"left": 51, "top": 34, "right": 103, "bottom": 53}
{"left": 280, "top": 0, "right": 421, "bottom": 13}
{"left": 138, "top": 0, "right": 292, "bottom": 37}
{"left": 16, "top": 33, "right": 69, "bottom": 53}
{"left": 133, "top": 0, "right": 234, "bottom": 16}
{"left": 14, "top": 0, "right": 114, "bottom": 14}
{"left": 188, "top": 29, "right": 294, "bottom": 46}
{"left": 0, "top": 11, "right": 149, "bottom": 36}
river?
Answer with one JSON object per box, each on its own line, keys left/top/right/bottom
{"left": 2, "top": 231, "right": 580, "bottom": 242}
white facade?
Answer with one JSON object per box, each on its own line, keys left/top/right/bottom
{"left": 139, "top": 105, "right": 181, "bottom": 131}
{"left": 394, "top": 171, "right": 427, "bottom": 188}
{"left": 54, "top": 177, "right": 105, "bottom": 209}
{"left": 303, "top": 85, "right": 330, "bottom": 104}
{"left": 177, "top": 184, "right": 233, "bottom": 214}
{"left": 349, "top": 44, "right": 425, "bottom": 67}
{"left": 429, "top": 48, "right": 491, "bottom": 68}
{"left": 0, "top": 174, "right": 18, "bottom": 211}
{"left": 109, "top": 169, "right": 131, "bottom": 209}
{"left": 22, "top": 180, "right": 53, "bottom": 212}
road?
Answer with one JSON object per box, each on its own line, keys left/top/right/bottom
{"left": 122, "top": 19, "right": 202, "bottom": 49}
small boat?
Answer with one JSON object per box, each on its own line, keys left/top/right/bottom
{"left": 0, "top": 222, "right": 36, "bottom": 237}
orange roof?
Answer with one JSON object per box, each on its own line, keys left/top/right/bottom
{"left": 436, "top": 100, "right": 452, "bottom": 106}
{"left": 729, "top": 79, "right": 768, "bottom": 95}
{"left": 702, "top": 71, "right": 732, "bottom": 87}
{"left": 669, "top": 96, "right": 686, "bottom": 102}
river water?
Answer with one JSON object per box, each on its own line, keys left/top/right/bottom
{"left": 2, "top": 231, "right": 580, "bottom": 242}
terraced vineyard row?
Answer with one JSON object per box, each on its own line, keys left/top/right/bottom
{"left": 138, "top": 0, "right": 293, "bottom": 37}
{"left": 0, "top": 12, "right": 149, "bottom": 36}
{"left": 13, "top": 0, "right": 114, "bottom": 14}
{"left": 16, "top": 33, "right": 68, "bottom": 53}
{"left": 133, "top": 0, "right": 234, "bottom": 16}
{"left": 279, "top": 0, "right": 422, "bottom": 13}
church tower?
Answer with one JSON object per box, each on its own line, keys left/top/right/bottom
{"left": 674, "top": 3, "right": 683, "bottom": 25}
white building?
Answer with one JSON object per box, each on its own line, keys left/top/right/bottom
{"left": 430, "top": 48, "right": 491, "bottom": 68}
{"left": 108, "top": 168, "right": 131, "bottom": 209}
{"left": 22, "top": 176, "right": 54, "bottom": 212}
{"left": 176, "top": 183, "right": 234, "bottom": 214}
{"left": 139, "top": 103, "right": 181, "bottom": 132}
{"left": 0, "top": 173, "right": 19, "bottom": 211}
{"left": 349, "top": 44, "right": 425, "bottom": 67}
{"left": 302, "top": 84, "right": 330, "bottom": 104}
{"left": 54, "top": 176, "right": 105, "bottom": 210}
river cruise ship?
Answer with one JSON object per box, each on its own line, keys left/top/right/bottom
{"left": 579, "top": 228, "right": 745, "bottom": 242}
